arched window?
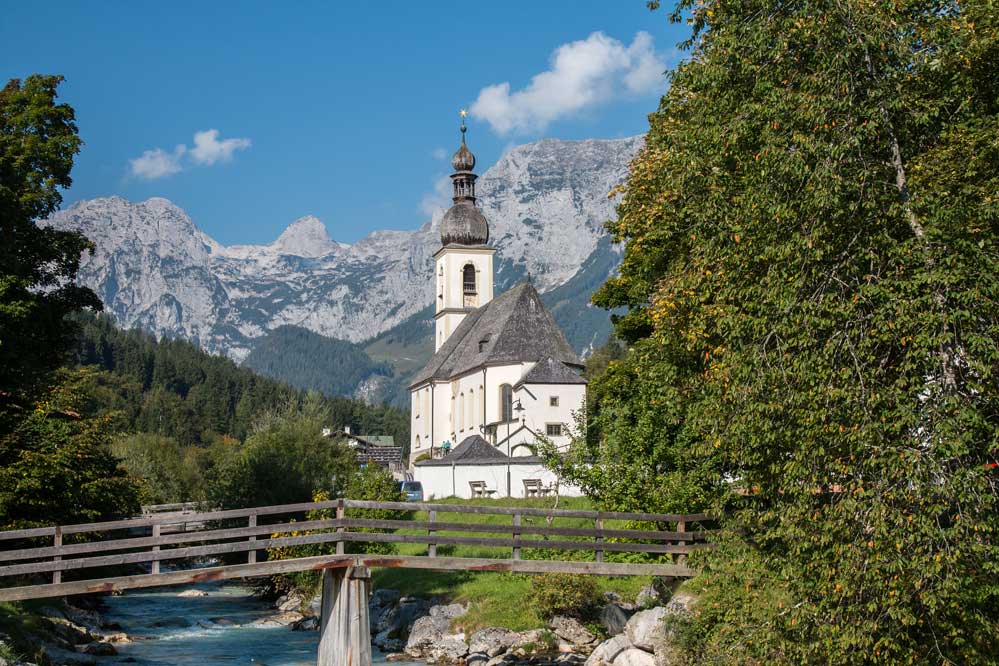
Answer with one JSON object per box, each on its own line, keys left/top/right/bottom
{"left": 500, "top": 384, "right": 513, "bottom": 422}
{"left": 415, "top": 435, "right": 421, "bottom": 451}
{"left": 458, "top": 393, "right": 465, "bottom": 431}
{"left": 463, "top": 264, "right": 476, "bottom": 295}
{"left": 468, "top": 389, "right": 475, "bottom": 430}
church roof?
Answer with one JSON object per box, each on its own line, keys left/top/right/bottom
{"left": 414, "top": 434, "right": 509, "bottom": 466}
{"left": 410, "top": 282, "right": 581, "bottom": 388}
{"left": 515, "top": 356, "right": 588, "bottom": 388}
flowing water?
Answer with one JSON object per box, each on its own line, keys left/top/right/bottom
{"left": 95, "top": 582, "right": 418, "bottom": 666}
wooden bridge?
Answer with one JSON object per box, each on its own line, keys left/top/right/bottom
{"left": 0, "top": 499, "right": 713, "bottom": 666}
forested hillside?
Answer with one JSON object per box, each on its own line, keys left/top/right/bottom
{"left": 71, "top": 313, "right": 409, "bottom": 448}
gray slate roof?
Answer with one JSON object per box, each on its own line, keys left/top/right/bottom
{"left": 411, "top": 282, "right": 581, "bottom": 387}
{"left": 516, "top": 356, "right": 588, "bottom": 388}
{"left": 415, "top": 434, "right": 509, "bottom": 466}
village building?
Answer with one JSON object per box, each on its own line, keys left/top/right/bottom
{"left": 408, "top": 119, "right": 586, "bottom": 499}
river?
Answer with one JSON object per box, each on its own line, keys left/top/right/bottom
{"left": 94, "top": 582, "right": 420, "bottom": 666}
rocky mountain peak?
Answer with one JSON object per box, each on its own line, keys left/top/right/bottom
{"left": 271, "top": 215, "right": 338, "bottom": 257}
{"left": 44, "top": 135, "right": 643, "bottom": 363}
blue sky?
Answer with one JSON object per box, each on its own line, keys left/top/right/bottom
{"left": 1, "top": 2, "right": 690, "bottom": 245}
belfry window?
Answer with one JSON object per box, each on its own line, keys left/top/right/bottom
{"left": 463, "top": 264, "right": 476, "bottom": 295}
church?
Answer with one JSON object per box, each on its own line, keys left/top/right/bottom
{"left": 407, "top": 119, "right": 587, "bottom": 497}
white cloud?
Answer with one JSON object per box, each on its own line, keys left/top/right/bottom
{"left": 420, "top": 175, "right": 452, "bottom": 218}
{"left": 189, "top": 129, "right": 252, "bottom": 165}
{"left": 128, "top": 129, "right": 252, "bottom": 180}
{"left": 432, "top": 147, "right": 448, "bottom": 161}
{"left": 129, "top": 145, "right": 186, "bottom": 180}
{"left": 470, "top": 31, "right": 667, "bottom": 135}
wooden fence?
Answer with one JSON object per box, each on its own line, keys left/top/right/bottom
{"left": 0, "top": 499, "right": 714, "bottom": 602}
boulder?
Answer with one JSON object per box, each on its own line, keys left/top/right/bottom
{"left": 599, "top": 604, "right": 631, "bottom": 636}
{"left": 42, "top": 617, "right": 96, "bottom": 646}
{"left": 405, "top": 615, "right": 468, "bottom": 661}
{"left": 584, "top": 635, "right": 634, "bottom": 666}
{"left": 177, "top": 589, "right": 208, "bottom": 598}
{"left": 549, "top": 616, "right": 596, "bottom": 647}
{"left": 624, "top": 608, "right": 669, "bottom": 652}
{"left": 80, "top": 642, "right": 117, "bottom": 656}
{"left": 292, "top": 616, "right": 320, "bottom": 631}
{"left": 370, "top": 588, "right": 401, "bottom": 609}
{"left": 466, "top": 651, "right": 490, "bottom": 666}
{"left": 651, "top": 595, "right": 695, "bottom": 666}
{"left": 469, "top": 628, "right": 521, "bottom": 655}
{"left": 633, "top": 587, "right": 659, "bottom": 609}
{"left": 613, "top": 649, "right": 655, "bottom": 666}
{"left": 277, "top": 593, "right": 303, "bottom": 612}
{"left": 429, "top": 603, "right": 467, "bottom": 620}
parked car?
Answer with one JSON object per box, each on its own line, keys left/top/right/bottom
{"left": 397, "top": 480, "right": 424, "bottom": 502}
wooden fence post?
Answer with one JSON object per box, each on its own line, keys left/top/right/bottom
{"left": 512, "top": 513, "right": 521, "bottom": 560}
{"left": 428, "top": 510, "right": 437, "bottom": 558}
{"left": 247, "top": 515, "right": 257, "bottom": 564}
{"left": 676, "top": 520, "right": 687, "bottom": 567}
{"left": 335, "top": 499, "right": 345, "bottom": 556}
{"left": 151, "top": 524, "right": 161, "bottom": 575}
{"left": 595, "top": 516, "right": 604, "bottom": 563}
{"left": 52, "top": 527, "right": 62, "bottom": 585}
{"left": 317, "top": 565, "right": 371, "bottom": 666}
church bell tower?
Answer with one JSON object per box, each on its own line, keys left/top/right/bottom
{"left": 434, "top": 112, "right": 495, "bottom": 351}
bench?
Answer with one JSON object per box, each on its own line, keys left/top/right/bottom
{"left": 468, "top": 481, "right": 497, "bottom": 498}
{"left": 523, "top": 479, "right": 543, "bottom": 498}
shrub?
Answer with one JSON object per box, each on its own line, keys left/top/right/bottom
{"left": 529, "top": 573, "right": 599, "bottom": 620}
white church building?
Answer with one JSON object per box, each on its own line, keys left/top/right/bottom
{"left": 409, "top": 120, "right": 586, "bottom": 499}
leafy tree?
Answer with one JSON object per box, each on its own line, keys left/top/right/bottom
{"left": 0, "top": 75, "right": 100, "bottom": 398}
{"left": 206, "top": 396, "right": 359, "bottom": 509}
{"left": 0, "top": 369, "right": 141, "bottom": 528}
{"left": 572, "top": 1, "right": 999, "bottom": 663}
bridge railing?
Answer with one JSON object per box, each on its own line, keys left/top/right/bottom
{"left": 0, "top": 499, "right": 715, "bottom": 601}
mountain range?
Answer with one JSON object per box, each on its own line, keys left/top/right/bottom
{"left": 44, "top": 135, "right": 641, "bottom": 404}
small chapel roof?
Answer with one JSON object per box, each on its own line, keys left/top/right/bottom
{"left": 515, "top": 356, "right": 588, "bottom": 388}
{"left": 415, "top": 434, "right": 510, "bottom": 466}
{"left": 410, "top": 282, "right": 581, "bottom": 388}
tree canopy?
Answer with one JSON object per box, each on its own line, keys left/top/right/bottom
{"left": 562, "top": 1, "right": 999, "bottom": 662}
{"left": 0, "top": 75, "right": 100, "bottom": 398}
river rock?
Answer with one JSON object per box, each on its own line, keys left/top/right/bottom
{"left": 43, "top": 617, "right": 97, "bottom": 646}
{"left": 39, "top": 644, "right": 96, "bottom": 666}
{"left": 634, "top": 586, "right": 660, "bottom": 609}
{"left": 81, "top": 641, "right": 117, "bottom": 656}
{"left": 466, "top": 650, "right": 490, "bottom": 666}
{"left": 549, "top": 616, "right": 595, "bottom": 647}
{"left": 177, "top": 589, "right": 208, "bottom": 598}
{"left": 586, "top": 635, "right": 634, "bottom": 666}
{"left": 624, "top": 608, "right": 669, "bottom": 651}
{"left": 292, "top": 616, "right": 320, "bottom": 631}
{"left": 613, "top": 649, "right": 655, "bottom": 666}
{"left": 651, "top": 595, "right": 695, "bottom": 666}
{"left": 405, "top": 615, "right": 468, "bottom": 661}
{"left": 599, "top": 604, "right": 631, "bottom": 636}
{"left": 429, "top": 603, "right": 467, "bottom": 620}
{"left": 469, "top": 627, "right": 521, "bottom": 655}
{"left": 370, "top": 588, "right": 401, "bottom": 609}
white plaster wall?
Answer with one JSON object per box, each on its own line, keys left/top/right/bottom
{"left": 414, "top": 462, "right": 583, "bottom": 500}
{"left": 434, "top": 248, "right": 495, "bottom": 351}
{"left": 514, "top": 383, "right": 586, "bottom": 452}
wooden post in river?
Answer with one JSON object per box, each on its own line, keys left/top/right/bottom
{"left": 317, "top": 565, "right": 371, "bottom": 666}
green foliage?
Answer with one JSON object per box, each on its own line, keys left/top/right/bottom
{"left": 0, "top": 75, "right": 100, "bottom": 399}
{"left": 243, "top": 325, "right": 393, "bottom": 401}
{"left": 72, "top": 312, "right": 410, "bottom": 449}
{"left": 0, "top": 369, "right": 141, "bottom": 529}
{"left": 111, "top": 432, "right": 208, "bottom": 504}
{"left": 573, "top": 1, "right": 999, "bottom": 663}
{"left": 207, "top": 396, "right": 358, "bottom": 509}
{"left": 529, "top": 573, "right": 599, "bottom": 620}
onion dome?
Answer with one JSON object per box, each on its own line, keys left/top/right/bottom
{"left": 441, "top": 201, "right": 489, "bottom": 246}
{"left": 451, "top": 129, "right": 476, "bottom": 171}
{"left": 440, "top": 111, "right": 489, "bottom": 246}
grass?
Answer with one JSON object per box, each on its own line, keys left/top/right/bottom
{"left": 367, "top": 496, "right": 657, "bottom": 632}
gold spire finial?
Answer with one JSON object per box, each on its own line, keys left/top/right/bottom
{"left": 459, "top": 109, "right": 468, "bottom": 142}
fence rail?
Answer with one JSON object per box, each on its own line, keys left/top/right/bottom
{"left": 0, "top": 499, "right": 715, "bottom": 602}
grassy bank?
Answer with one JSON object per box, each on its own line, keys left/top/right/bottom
{"left": 369, "top": 496, "right": 655, "bottom": 632}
